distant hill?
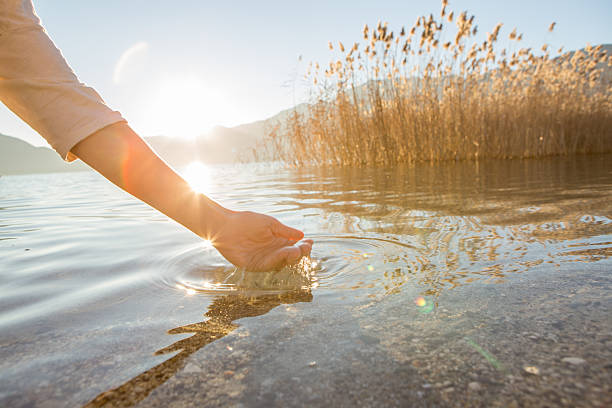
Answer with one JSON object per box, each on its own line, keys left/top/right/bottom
{"left": 0, "top": 134, "right": 89, "bottom": 175}
{"left": 557, "top": 43, "right": 612, "bottom": 83}
{"left": 143, "top": 104, "right": 307, "bottom": 168}
{"left": 0, "top": 105, "right": 299, "bottom": 174}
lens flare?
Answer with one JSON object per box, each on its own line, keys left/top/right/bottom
{"left": 414, "top": 296, "right": 435, "bottom": 313}
{"left": 464, "top": 337, "right": 504, "bottom": 370}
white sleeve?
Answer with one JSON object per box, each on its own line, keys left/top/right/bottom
{"left": 0, "top": 0, "right": 125, "bottom": 161}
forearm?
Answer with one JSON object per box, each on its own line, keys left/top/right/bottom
{"left": 71, "top": 122, "right": 228, "bottom": 239}
{"left": 2, "top": 1, "right": 311, "bottom": 271}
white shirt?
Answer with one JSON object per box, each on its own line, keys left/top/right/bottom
{"left": 0, "top": 0, "right": 125, "bottom": 161}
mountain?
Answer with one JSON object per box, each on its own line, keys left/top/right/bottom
{"left": 0, "top": 105, "right": 300, "bottom": 174}
{"left": 557, "top": 43, "right": 612, "bottom": 83}
{"left": 0, "top": 134, "right": 89, "bottom": 175}
{"left": 143, "top": 104, "right": 308, "bottom": 168}
{"left": 145, "top": 123, "right": 264, "bottom": 166}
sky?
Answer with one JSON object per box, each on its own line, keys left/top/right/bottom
{"left": 2, "top": 0, "right": 611, "bottom": 147}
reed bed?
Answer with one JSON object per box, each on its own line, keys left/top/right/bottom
{"left": 265, "top": 0, "right": 612, "bottom": 166}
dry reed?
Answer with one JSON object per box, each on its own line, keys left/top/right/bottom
{"left": 265, "top": 1, "right": 612, "bottom": 166}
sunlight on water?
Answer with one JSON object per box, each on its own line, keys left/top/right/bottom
{"left": 181, "top": 161, "right": 212, "bottom": 194}
{"left": 201, "top": 239, "right": 214, "bottom": 249}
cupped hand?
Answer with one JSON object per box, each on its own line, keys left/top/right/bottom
{"left": 211, "top": 210, "right": 313, "bottom": 271}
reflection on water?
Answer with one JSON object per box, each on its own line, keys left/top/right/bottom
{"left": 0, "top": 155, "right": 611, "bottom": 407}
{"left": 85, "top": 290, "right": 312, "bottom": 407}
{"left": 181, "top": 161, "right": 212, "bottom": 194}
{"left": 283, "top": 157, "right": 612, "bottom": 297}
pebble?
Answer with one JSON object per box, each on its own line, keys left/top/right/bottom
{"left": 523, "top": 366, "right": 540, "bottom": 375}
{"left": 308, "top": 361, "right": 317, "bottom": 367}
{"left": 183, "top": 362, "right": 201, "bottom": 373}
{"left": 546, "top": 334, "right": 559, "bottom": 343}
{"left": 562, "top": 357, "right": 586, "bottom": 365}
{"left": 468, "top": 382, "right": 482, "bottom": 391}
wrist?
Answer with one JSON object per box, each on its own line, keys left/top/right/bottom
{"left": 195, "top": 194, "right": 231, "bottom": 240}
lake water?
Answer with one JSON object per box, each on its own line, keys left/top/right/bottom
{"left": 1, "top": 155, "right": 611, "bottom": 407}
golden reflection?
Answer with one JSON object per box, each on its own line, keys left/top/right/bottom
{"left": 84, "top": 290, "right": 312, "bottom": 407}
{"left": 181, "top": 161, "right": 212, "bottom": 194}
{"left": 288, "top": 155, "right": 612, "bottom": 298}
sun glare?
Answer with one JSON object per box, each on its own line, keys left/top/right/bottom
{"left": 147, "top": 74, "right": 222, "bottom": 139}
{"left": 182, "top": 161, "right": 212, "bottom": 194}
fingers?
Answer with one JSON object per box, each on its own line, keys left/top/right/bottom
{"left": 298, "top": 239, "right": 313, "bottom": 257}
{"left": 271, "top": 219, "right": 304, "bottom": 241}
{"left": 263, "top": 239, "right": 313, "bottom": 271}
{"left": 270, "top": 245, "right": 302, "bottom": 269}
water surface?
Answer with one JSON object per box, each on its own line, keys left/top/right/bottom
{"left": 1, "top": 155, "right": 611, "bottom": 407}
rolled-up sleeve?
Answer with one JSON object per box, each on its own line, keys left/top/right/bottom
{"left": 0, "top": 0, "right": 125, "bottom": 161}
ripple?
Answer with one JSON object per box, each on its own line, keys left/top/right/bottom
{"left": 155, "top": 235, "right": 419, "bottom": 296}
{"left": 156, "top": 243, "right": 317, "bottom": 296}
{"left": 156, "top": 218, "right": 612, "bottom": 301}
{"left": 310, "top": 235, "right": 418, "bottom": 290}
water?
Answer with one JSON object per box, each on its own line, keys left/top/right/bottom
{"left": 1, "top": 155, "right": 611, "bottom": 407}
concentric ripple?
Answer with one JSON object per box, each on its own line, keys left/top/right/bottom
{"left": 155, "top": 235, "right": 418, "bottom": 296}
{"left": 308, "top": 235, "right": 418, "bottom": 290}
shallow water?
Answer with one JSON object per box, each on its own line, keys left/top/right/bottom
{"left": 1, "top": 155, "right": 611, "bottom": 407}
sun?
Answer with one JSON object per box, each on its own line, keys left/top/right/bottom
{"left": 147, "top": 74, "right": 222, "bottom": 139}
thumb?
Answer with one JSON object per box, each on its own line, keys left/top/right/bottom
{"left": 271, "top": 219, "right": 304, "bottom": 241}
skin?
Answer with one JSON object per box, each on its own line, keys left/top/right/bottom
{"left": 71, "top": 121, "right": 313, "bottom": 271}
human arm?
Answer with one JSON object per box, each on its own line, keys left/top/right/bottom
{"left": 0, "top": 0, "right": 312, "bottom": 271}
{"left": 71, "top": 122, "right": 312, "bottom": 270}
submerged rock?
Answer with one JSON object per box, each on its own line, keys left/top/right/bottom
{"left": 468, "top": 381, "right": 482, "bottom": 391}
{"left": 561, "top": 357, "right": 586, "bottom": 365}
{"left": 183, "top": 362, "right": 201, "bottom": 373}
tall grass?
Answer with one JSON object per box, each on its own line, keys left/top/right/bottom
{"left": 266, "top": 0, "right": 612, "bottom": 166}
